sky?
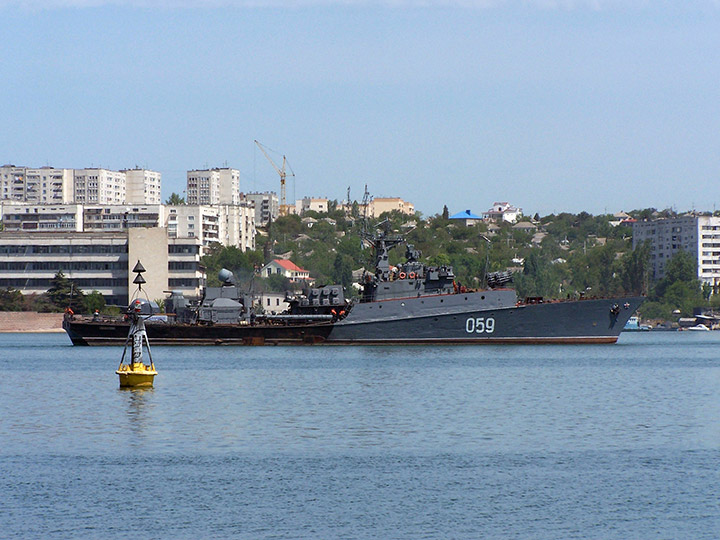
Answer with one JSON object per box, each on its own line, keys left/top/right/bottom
{"left": 1, "top": 1, "right": 719, "bottom": 218}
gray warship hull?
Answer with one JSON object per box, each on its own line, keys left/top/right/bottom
{"left": 63, "top": 291, "right": 644, "bottom": 346}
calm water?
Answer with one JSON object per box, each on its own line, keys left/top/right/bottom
{"left": 1, "top": 332, "right": 719, "bottom": 539}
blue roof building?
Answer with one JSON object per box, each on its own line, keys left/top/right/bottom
{"left": 449, "top": 209, "right": 483, "bottom": 226}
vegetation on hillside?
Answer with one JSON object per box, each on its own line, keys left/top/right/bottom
{"left": 1, "top": 204, "right": 718, "bottom": 321}
{"left": 200, "top": 204, "right": 720, "bottom": 320}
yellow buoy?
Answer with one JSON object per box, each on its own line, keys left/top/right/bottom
{"left": 117, "top": 261, "right": 158, "bottom": 388}
{"left": 116, "top": 361, "right": 157, "bottom": 388}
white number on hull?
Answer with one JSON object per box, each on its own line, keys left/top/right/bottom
{"left": 465, "top": 317, "right": 495, "bottom": 334}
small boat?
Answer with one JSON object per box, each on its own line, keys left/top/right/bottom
{"left": 685, "top": 324, "right": 710, "bottom": 331}
{"left": 623, "top": 315, "right": 651, "bottom": 331}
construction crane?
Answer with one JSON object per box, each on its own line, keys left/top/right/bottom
{"left": 254, "top": 140, "right": 295, "bottom": 216}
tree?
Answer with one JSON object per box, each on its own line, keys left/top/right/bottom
{"left": 653, "top": 250, "right": 698, "bottom": 299}
{"left": 0, "top": 287, "right": 24, "bottom": 311}
{"left": 442, "top": 205, "right": 449, "bottom": 220}
{"left": 332, "top": 254, "right": 354, "bottom": 290}
{"left": 166, "top": 192, "right": 186, "bottom": 205}
{"left": 46, "top": 270, "right": 85, "bottom": 312}
{"left": 82, "top": 290, "right": 106, "bottom": 313}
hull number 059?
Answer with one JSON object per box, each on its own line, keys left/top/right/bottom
{"left": 465, "top": 317, "right": 495, "bottom": 334}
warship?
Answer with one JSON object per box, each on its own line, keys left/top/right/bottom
{"left": 63, "top": 226, "right": 644, "bottom": 346}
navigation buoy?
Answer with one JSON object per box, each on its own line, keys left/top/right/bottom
{"left": 116, "top": 261, "right": 157, "bottom": 388}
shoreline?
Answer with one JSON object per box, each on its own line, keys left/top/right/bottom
{"left": 0, "top": 312, "right": 65, "bottom": 333}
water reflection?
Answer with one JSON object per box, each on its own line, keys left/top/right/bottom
{"left": 118, "top": 387, "right": 154, "bottom": 438}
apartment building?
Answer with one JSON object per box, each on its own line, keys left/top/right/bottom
{"left": 186, "top": 168, "right": 240, "bottom": 205}
{"left": 123, "top": 168, "right": 162, "bottom": 205}
{"left": 244, "top": 191, "right": 278, "bottom": 227}
{"left": 73, "top": 168, "right": 126, "bottom": 205}
{"left": 1, "top": 203, "right": 84, "bottom": 231}
{"left": 166, "top": 203, "right": 255, "bottom": 252}
{"left": 633, "top": 215, "right": 720, "bottom": 293}
{"left": 1, "top": 165, "right": 74, "bottom": 204}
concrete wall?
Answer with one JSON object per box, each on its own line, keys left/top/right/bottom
{"left": 128, "top": 227, "right": 169, "bottom": 303}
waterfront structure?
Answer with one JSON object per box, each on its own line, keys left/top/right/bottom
{"left": 0, "top": 228, "right": 204, "bottom": 305}
{"left": 186, "top": 168, "right": 240, "bottom": 205}
{"left": 244, "top": 191, "right": 279, "bottom": 227}
{"left": 632, "top": 215, "right": 720, "bottom": 294}
{"left": 483, "top": 202, "right": 522, "bottom": 224}
{"left": 1, "top": 165, "right": 74, "bottom": 204}
{"left": 123, "top": 168, "right": 162, "bottom": 205}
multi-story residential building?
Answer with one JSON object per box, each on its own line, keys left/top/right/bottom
{"left": 166, "top": 203, "right": 255, "bottom": 253}
{"left": 0, "top": 228, "right": 204, "bottom": 305}
{"left": 369, "top": 197, "right": 415, "bottom": 218}
{"left": 186, "top": 168, "right": 240, "bottom": 205}
{"left": 1, "top": 165, "right": 74, "bottom": 204}
{"left": 123, "top": 168, "right": 162, "bottom": 205}
{"left": 0, "top": 203, "right": 167, "bottom": 232}
{"left": 1, "top": 202, "right": 254, "bottom": 253}
{"left": 0, "top": 165, "right": 26, "bottom": 201}
{"left": 1, "top": 203, "right": 84, "bottom": 231}
{"left": 73, "top": 168, "right": 126, "bottom": 205}
{"left": 219, "top": 203, "right": 256, "bottom": 252}
{"left": 245, "top": 191, "right": 279, "bottom": 226}
{"left": 83, "top": 205, "right": 166, "bottom": 231}
{"left": 633, "top": 215, "right": 720, "bottom": 294}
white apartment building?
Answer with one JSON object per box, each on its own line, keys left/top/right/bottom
{"left": 1, "top": 203, "right": 84, "bottom": 231}
{"left": 633, "top": 215, "right": 720, "bottom": 294}
{"left": 245, "top": 191, "right": 279, "bottom": 226}
{"left": 1, "top": 165, "right": 74, "bottom": 204}
{"left": 83, "top": 204, "right": 166, "bottom": 231}
{"left": 186, "top": 168, "right": 240, "bottom": 205}
{"left": 123, "top": 168, "right": 162, "bottom": 205}
{"left": 73, "top": 168, "right": 126, "bottom": 205}
{"left": 0, "top": 203, "right": 167, "bottom": 232}
{"left": 166, "top": 203, "right": 255, "bottom": 253}
{"left": 1, "top": 202, "right": 254, "bottom": 253}
{"left": 0, "top": 229, "right": 204, "bottom": 305}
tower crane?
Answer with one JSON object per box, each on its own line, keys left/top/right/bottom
{"left": 254, "top": 140, "right": 295, "bottom": 216}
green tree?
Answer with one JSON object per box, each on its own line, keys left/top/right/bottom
{"left": 46, "top": 270, "right": 85, "bottom": 312}
{"left": 0, "top": 287, "right": 24, "bottom": 311}
{"left": 82, "top": 290, "right": 106, "bottom": 313}
{"left": 332, "top": 254, "right": 354, "bottom": 290}
{"left": 165, "top": 192, "right": 186, "bottom": 205}
{"left": 442, "top": 205, "right": 449, "bottom": 220}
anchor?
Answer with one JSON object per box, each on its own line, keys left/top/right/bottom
{"left": 116, "top": 261, "right": 157, "bottom": 388}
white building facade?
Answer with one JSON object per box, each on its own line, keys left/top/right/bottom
{"left": 73, "top": 168, "right": 126, "bottom": 205}
{"left": 0, "top": 229, "right": 204, "bottom": 305}
{"left": 186, "top": 168, "right": 240, "bottom": 206}
{"left": 123, "top": 168, "right": 162, "bottom": 205}
{"left": 633, "top": 215, "right": 720, "bottom": 294}
{"left": 1, "top": 165, "right": 74, "bottom": 204}
{"left": 245, "top": 191, "right": 279, "bottom": 226}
